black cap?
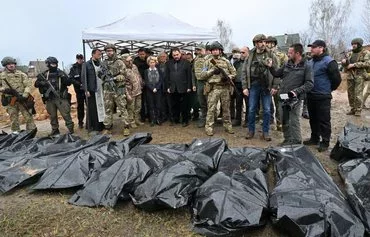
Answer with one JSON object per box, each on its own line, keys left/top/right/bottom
{"left": 308, "top": 40, "right": 326, "bottom": 48}
{"left": 76, "top": 54, "right": 84, "bottom": 59}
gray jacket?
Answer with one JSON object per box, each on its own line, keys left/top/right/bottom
{"left": 269, "top": 58, "right": 314, "bottom": 99}
{"left": 241, "top": 47, "right": 279, "bottom": 90}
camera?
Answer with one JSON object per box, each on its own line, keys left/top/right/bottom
{"left": 280, "top": 93, "right": 299, "bottom": 111}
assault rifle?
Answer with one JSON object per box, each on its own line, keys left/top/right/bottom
{"left": 210, "top": 59, "right": 240, "bottom": 96}
{"left": 340, "top": 51, "right": 356, "bottom": 80}
{"left": 100, "top": 62, "right": 118, "bottom": 92}
{"left": 2, "top": 79, "right": 36, "bottom": 115}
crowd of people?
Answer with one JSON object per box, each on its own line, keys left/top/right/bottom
{"left": 1, "top": 34, "right": 369, "bottom": 152}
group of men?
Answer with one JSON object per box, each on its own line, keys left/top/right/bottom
{"left": 0, "top": 34, "right": 369, "bottom": 152}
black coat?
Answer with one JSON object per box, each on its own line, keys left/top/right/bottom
{"left": 133, "top": 57, "right": 149, "bottom": 80}
{"left": 165, "top": 59, "right": 192, "bottom": 94}
{"left": 81, "top": 59, "right": 99, "bottom": 92}
{"left": 69, "top": 63, "right": 83, "bottom": 93}
{"left": 144, "top": 66, "right": 164, "bottom": 91}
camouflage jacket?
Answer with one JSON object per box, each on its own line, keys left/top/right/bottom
{"left": 103, "top": 55, "right": 126, "bottom": 88}
{"left": 192, "top": 55, "right": 206, "bottom": 86}
{"left": 0, "top": 69, "right": 32, "bottom": 97}
{"left": 200, "top": 56, "right": 236, "bottom": 84}
{"left": 272, "top": 48, "right": 288, "bottom": 67}
{"left": 344, "top": 48, "right": 370, "bottom": 80}
{"left": 125, "top": 64, "right": 143, "bottom": 97}
{"left": 241, "top": 47, "right": 280, "bottom": 90}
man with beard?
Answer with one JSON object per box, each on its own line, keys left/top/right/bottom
{"left": 201, "top": 41, "right": 236, "bottom": 136}
{"left": 0, "top": 57, "right": 36, "bottom": 134}
{"left": 165, "top": 47, "right": 192, "bottom": 127}
{"left": 193, "top": 44, "right": 207, "bottom": 128}
{"left": 81, "top": 48, "right": 105, "bottom": 133}
{"left": 133, "top": 48, "right": 149, "bottom": 122}
{"left": 69, "top": 54, "right": 85, "bottom": 128}
{"left": 267, "top": 43, "right": 314, "bottom": 145}
{"left": 122, "top": 53, "right": 143, "bottom": 128}
{"left": 303, "top": 40, "right": 341, "bottom": 152}
{"left": 101, "top": 44, "right": 130, "bottom": 136}
{"left": 341, "top": 38, "right": 370, "bottom": 115}
{"left": 35, "top": 56, "right": 74, "bottom": 135}
{"left": 242, "top": 34, "right": 279, "bottom": 141}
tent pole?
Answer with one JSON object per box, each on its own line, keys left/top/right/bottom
{"left": 82, "top": 40, "right": 87, "bottom": 60}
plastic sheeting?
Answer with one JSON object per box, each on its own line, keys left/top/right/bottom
{"left": 269, "top": 145, "right": 365, "bottom": 237}
{"left": 191, "top": 170, "right": 269, "bottom": 236}
{"left": 331, "top": 123, "right": 370, "bottom": 162}
{"left": 339, "top": 158, "right": 370, "bottom": 234}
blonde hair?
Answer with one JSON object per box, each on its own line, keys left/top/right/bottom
{"left": 147, "top": 56, "right": 158, "bottom": 65}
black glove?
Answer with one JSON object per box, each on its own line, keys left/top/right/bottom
{"left": 213, "top": 68, "right": 221, "bottom": 75}
{"left": 3, "top": 88, "right": 14, "bottom": 95}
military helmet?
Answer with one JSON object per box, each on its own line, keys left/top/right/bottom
{"left": 266, "top": 36, "right": 277, "bottom": 44}
{"left": 209, "top": 41, "right": 224, "bottom": 51}
{"left": 104, "top": 44, "right": 116, "bottom": 51}
{"left": 45, "top": 56, "right": 58, "bottom": 65}
{"left": 1, "top": 57, "right": 17, "bottom": 67}
{"left": 351, "top": 38, "right": 364, "bottom": 46}
{"left": 252, "top": 34, "right": 267, "bottom": 42}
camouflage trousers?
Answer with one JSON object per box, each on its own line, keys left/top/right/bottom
{"left": 6, "top": 102, "right": 36, "bottom": 132}
{"left": 205, "top": 87, "right": 232, "bottom": 133}
{"left": 347, "top": 77, "right": 364, "bottom": 112}
{"left": 103, "top": 91, "right": 129, "bottom": 128}
{"left": 46, "top": 98, "right": 74, "bottom": 131}
{"left": 127, "top": 95, "right": 142, "bottom": 125}
{"left": 362, "top": 80, "right": 370, "bottom": 107}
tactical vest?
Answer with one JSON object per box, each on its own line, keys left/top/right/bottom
{"left": 311, "top": 56, "right": 333, "bottom": 94}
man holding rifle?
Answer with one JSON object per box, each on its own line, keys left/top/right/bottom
{"left": 35, "top": 56, "right": 74, "bottom": 136}
{"left": 0, "top": 57, "right": 36, "bottom": 134}
{"left": 200, "top": 41, "right": 236, "bottom": 136}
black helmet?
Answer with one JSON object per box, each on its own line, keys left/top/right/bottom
{"left": 45, "top": 56, "right": 58, "bottom": 65}
{"left": 209, "top": 41, "right": 224, "bottom": 51}
{"left": 1, "top": 57, "right": 17, "bottom": 67}
{"left": 104, "top": 44, "right": 116, "bottom": 51}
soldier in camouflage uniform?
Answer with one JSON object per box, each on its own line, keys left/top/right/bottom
{"left": 192, "top": 43, "right": 208, "bottom": 128}
{"left": 201, "top": 41, "right": 237, "bottom": 136}
{"left": 35, "top": 57, "right": 74, "bottom": 136}
{"left": 122, "top": 54, "right": 143, "bottom": 128}
{"left": 341, "top": 38, "right": 370, "bottom": 116}
{"left": 0, "top": 57, "right": 36, "bottom": 134}
{"left": 101, "top": 44, "right": 130, "bottom": 136}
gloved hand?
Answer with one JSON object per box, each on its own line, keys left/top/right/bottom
{"left": 2, "top": 88, "right": 14, "bottom": 94}
{"left": 213, "top": 68, "right": 221, "bottom": 75}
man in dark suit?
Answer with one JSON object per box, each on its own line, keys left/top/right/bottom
{"left": 165, "top": 48, "right": 192, "bottom": 127}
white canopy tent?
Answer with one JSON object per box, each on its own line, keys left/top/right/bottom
{"left": 82, "top": 12, "right": 218, "bottom": 56}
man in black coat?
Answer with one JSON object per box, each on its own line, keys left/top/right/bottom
{"left": 133, "top": 48, "right": 149, "bottom": 122}
{"left": 69, "top": 54, "right": 85, "bottom": 128}
{"left": 165, "top": 48, "right": 192, "bottom": 126}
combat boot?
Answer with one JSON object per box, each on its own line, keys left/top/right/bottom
{"left": 130, "top": 122, "right": 138, "bottom": 129}
{"left": 303, "top": 138, "right": 319, "bottom": 146}
{"left": 123, "top": 127, "right": 130, "bottom": 136}
{"left": 245, "top": 131, "right": 254, "bottom": 140}
{"left": 49, "top": 129, "right": 60, "bottom": 136}
{"left": 354, "top": 111, "right": 361, "bottom": 117}
{"left": 225, "top": 127, "right": 235, "bottom": 134}
{"left": 197, "top": 119, "right": 206, "bottom": 128}
{"left": 262, "top": 132, "right": 272, "bottom": 141}
{"left": 205, "top": 129, "right": 214, "bottom": 136}
{"left": 318, "top": 141, "right": 329, "bottom": 152}
{"left": 102, "top": 125, "right": 112, "bottom": 135}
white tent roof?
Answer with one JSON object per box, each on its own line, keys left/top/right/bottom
{"left": 82, "top": 12, "right": 217, "bottom": 42}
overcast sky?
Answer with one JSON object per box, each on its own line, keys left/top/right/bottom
{"left": 0, "top": 0, "right": 363, "bottom": 67}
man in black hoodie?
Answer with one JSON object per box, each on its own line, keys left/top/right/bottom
{"left": 69, "top": 54, "right": 85, "bottom": 128}
{"left": 303, "top": 40, "right": 341, "bottom": 152}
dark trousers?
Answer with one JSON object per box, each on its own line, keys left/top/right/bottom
{"left": 230, "top": 82, "right": 244, "bottom": 121}
{"left": 190, "top": 91, "right": 200, "bottom": 118}
{"left": 307, "top": 97, "right": 331, "bottom": 142}
{"left": 161, "top": 92, "right": 172, "bottom": 121}
{"left": 76, "top": 91, "right": 85, "bottom": 125}
{"left": 171, "top": 91, "right": 190, "bottom": 123}
{"left": 146, "top": 89, "right": 162, "bottom": 122}
{"left": 140, "top": 86, "right": 149, "bottom": 121}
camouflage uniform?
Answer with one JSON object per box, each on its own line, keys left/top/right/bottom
{"left": 102, "top": 55, "right": 130, "bottom": 133}
{"left": 192, "top": 53, "right": 207, "bottom": 127}
{"left": 201, "top": 54, "right": 237, "bottom": 136}
{"left": 343, "top": 40, "right": 370, "bottom": 114}
{"left": 0, "top": 69, "right": 36, "bottom": 132}
{"left": 125, "top": 64, "right": 143, "bottom": 128}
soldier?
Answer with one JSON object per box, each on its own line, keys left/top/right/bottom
{"left": 341, "top": 38, "right": 370, "bottom": 116}
{"left": 101, "top": 44, "right": 130, "bottom": 136}
{"left": 0, "top": 57, "right": 36, "bottom": 134}
{"left": 121, "top": 53, "right": 143, "bottom": 128}
{"left": 201, "top": 41, "right": 237, "bottom": 136}
{"left": 193, "top": 44, "right": 208, "bottom": 128}
{"left": 35, "top": 57, "right": 74, "bottom": 135}
{"left": 69, "top": 54, "right": 85, "bottom": 128}
{"left": 242, "top": 34, "right": 279, "bottom": 141}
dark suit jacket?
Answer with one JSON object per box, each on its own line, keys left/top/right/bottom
{"left": 144, "top": 66, "right": 164, "bottom": 91}
{"left": 81, "top": 59, "right": 98, "bottom": 92}
{"left": 165, "top": 59, "right": 192, "bottom": 94}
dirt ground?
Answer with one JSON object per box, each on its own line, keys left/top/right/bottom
{"left": 0, "top": 87, "right": 369, "bottom": 237}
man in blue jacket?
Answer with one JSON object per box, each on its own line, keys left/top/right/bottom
{"left": 303, "top": 40, "right": 342, "bottom": 152}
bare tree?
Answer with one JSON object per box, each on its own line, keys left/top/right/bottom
{"left": 300, "top": 29, "right": 314, "bottom": 48}
{"left": 214, "top": 19, "right": 233, "bottom": 52}
{"left": 309, "top": 0, "right": 353, "bottom": 59}
{"left": 363, "top": 0, "right": 370, "bottom": 41}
